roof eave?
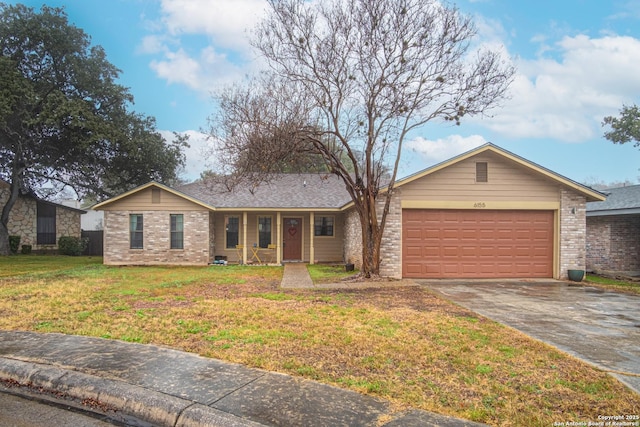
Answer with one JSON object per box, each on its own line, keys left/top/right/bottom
{"left": 92, "top": 181, "right": 216, "bottom": 211}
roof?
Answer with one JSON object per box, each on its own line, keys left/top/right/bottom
{"left": 93, "top": 143, "right": 606, "bottom": 211}
{"left": 391, "top": 143, "right": 606, "bottom": 202}
{"left": 0, "top": 179, "right": 86, "bottom": 214}
{"left": 177, "top": 174, "right": 351, "bottom": 210}
{"left": 586, "top": 184, "right": 640, "bottom": 216}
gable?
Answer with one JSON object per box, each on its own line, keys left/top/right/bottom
{"left": 395, "top": 143, "right": 605, "bottom": 204}
{"left": 97, "top": 185, "right": 212, "bottom": 212}
{"left": 399, "top": 150, "right": 561, "bottom": 204}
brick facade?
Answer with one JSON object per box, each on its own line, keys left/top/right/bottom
{"left": 586, "top": 215, "right": 640, "bottom": 274}
{"left": 103, "top": 210, "right": 211, "bottom": 265}
{"left": 559, "top": 189, "right": 587, "bottom": 279}
{"left": 343, "top": 208, "right": 361, "bottom": 268}
{"left": 342, "top": 190, "right": 403, "bottom": 278}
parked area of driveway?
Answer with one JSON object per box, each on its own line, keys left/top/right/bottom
{"left": 418, "top": 279, "right": 640, "bottom": 395}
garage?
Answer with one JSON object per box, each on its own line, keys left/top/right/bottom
{"left": 402, "top": 209, "right": 554, "bottom": 278}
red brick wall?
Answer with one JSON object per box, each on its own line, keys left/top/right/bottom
{"left": 586, "top": 215, "right": 640, "bottom": 273}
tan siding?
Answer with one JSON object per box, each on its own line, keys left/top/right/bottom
{"left": 312, "top": 213, "right": 344, "bottom": 263}
{"left": 213, "top": 212, "right": 245, "bottom": 263}
{"left": 101, "top": 188, "right": 206, "bottom": 211}
{"left": 400, "top": 152, "right": 560, "bottom": 202}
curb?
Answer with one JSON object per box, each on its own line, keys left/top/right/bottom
{"left": 0, "top": 357, "right": 265, "bottom": 427}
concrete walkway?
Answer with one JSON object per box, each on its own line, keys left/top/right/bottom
{"left": 0, "top": 331, "right": 485, "bottom": 427}
{"left": 280, "top": 263, "right": 314, "bottom": 288}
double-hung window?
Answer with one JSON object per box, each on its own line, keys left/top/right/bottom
{"left": 314, "top": 216, "right": 334, "bottom": 237}
{"left": 226, "top": 216, "right": 239, "bottom": 248}
{"left": 37, "top": 201, "right": 56, "bottom": 245}
{"left": 170, "top": 214, "right": 184, "bottom": 249}
{"left": 130, "top": 214, "right": 144, "bottom": 249}
{"left": 258, "top": 217, "right": 272, "bottom": 248}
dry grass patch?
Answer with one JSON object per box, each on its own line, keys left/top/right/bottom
{"left": 0, "top": 256, "right": 638, "bottom": 426}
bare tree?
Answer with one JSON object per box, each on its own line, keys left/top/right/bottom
{"left": 208, "top": 0, "right": 514, "bottom": 277}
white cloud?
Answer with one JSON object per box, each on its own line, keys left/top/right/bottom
{"left": 159, "top": 0, "right": 267, "bottom": 52}
{"left": 149, "top": 46, "right": 247, "bottom": 93}
{"left": 405, "top": 135, "right": 488, "bottom": 164}
{"left": 160, "top": 129, "right": 213, "bottom": 181}
{"left": 481, "top": 34, "right": 640, "bottom": 142}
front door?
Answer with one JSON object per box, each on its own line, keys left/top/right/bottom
{"left": 283, "top": 217, "right": 302, "bottom": 260}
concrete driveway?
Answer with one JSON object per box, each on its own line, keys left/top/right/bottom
{"left": 418, "top": 279, "right": 640, "bottom": 394}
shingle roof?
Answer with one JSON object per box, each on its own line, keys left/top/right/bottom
{"left": 586, "top": 184, "right": 640, "bottom": 216}
{"left": 177, "top": 174, "right": 352, "bottom": 209}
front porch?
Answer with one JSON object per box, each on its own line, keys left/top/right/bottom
{"left": 212, "top": 211, "right": 345, "bottom": 265}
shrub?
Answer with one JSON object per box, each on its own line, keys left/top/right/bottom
{"left": 9, "top": 235, "right": 20, "bottom": 254}
{"left": 58, "top": 236, "right": 89, "bottom": 256}
{"left": 21, "top": 244, "right": 32, "bottom": 255}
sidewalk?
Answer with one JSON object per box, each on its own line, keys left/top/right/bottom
{"left": 0, "top": 331, "right": 486, "bottom": 427}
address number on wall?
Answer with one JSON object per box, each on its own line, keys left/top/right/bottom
{"left": 473, "top": 202, "right": 486, "bottom": 208}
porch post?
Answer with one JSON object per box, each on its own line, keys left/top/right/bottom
{"left": 242, "top": 211, "right": 248, "bottom": 263}
{"left": 276, "top": 212, "right": 282, "bottom": 265}
{"left": 309, "top": 212, "right": 315, "bottom": 265}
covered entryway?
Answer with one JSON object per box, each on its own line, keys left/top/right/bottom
{"left": 402, "top": 209, "right": 554, "bottom": 278}
{"left": 283, "top": 217, "right": 302, "bottom": 261}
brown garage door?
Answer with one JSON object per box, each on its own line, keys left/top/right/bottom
{"left": 402, "top": 209, "right": 554, "bottom": 278}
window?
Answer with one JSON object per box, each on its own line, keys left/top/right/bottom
{"left": 170, "top": 214, "right": 184, "bottom": 249}
{"left": 258, "top": 217, "right": 271, "bottom": 248}
{"left": 314, "top": 216, "right": 334, "bottom": 237}
{"left": 37, "top": 201, "right": 56, "bottom": 245}
{"left": 476, "top": 162, "right": 488, "bottom": 183}
{"left": 226, "top": 216, "right": 239, "bottom": 248}
{"left": 130, "top": 214, "right": 144, "bottom": 249}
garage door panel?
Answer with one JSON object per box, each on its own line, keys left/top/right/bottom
{"left": 402, "top": 209, "right": 554, "bottom": 278}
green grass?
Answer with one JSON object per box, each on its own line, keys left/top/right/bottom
{"left": 585, "top": 274, "right": 640, "bottom": 295}
{"left": 307, "top": 263, "right": 358, "bottom": 284}
{"left": 0, "top": 256, "right": 638, "bottom": 426}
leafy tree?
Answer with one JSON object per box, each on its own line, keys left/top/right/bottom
{"left": 0, "top": 3, "right": 187, "bottom": 255}
{"left": 603, "top": 104, "right": 640, "bottom": 147}
{"left": 208, "top": 0, "right": 514, "bottom": 277}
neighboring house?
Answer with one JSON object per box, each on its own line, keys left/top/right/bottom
{"left": 93, "top": 143, "right": 605, "bottom": 279}
{"left": 0, "top": 180, "right": 85, "bottom": 251}
{"left": 61, "top": 199, "right": 105, "bottom": 230}
{"left": 586, "top": 184, "right": 640, "bottom": 276}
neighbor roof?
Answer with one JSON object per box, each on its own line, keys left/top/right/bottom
{"left": 586, "top": 184, "right": 640, "bottom": 216}
{"left": 178, "top": 174, "right": 351, "bottom": 210}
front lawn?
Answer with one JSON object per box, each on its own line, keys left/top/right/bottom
{"left": 0, "top": 256, "right": 638, "bottom": 426}
{"left": 585, "top": 273, "right": 640, "bottom": 295}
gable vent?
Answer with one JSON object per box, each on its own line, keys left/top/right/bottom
{"left": 152, "top": 188, "right": 161, "bottom": 203}
{"left": 476, "top": 162, "right": 488, "bottom": 183}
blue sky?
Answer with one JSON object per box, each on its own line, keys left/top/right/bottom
{"left": 8, "top": 0, "right": 640, "bottom": 185}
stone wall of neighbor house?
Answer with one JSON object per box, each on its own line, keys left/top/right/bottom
{"left": 342, "top": 191, "right": 403, "bottom": 279}
{"left": 103, "top": 210, "right": 210, "bottom": 265}
{"left": 57, "top": 207, "right": 82, "bottom": 242}
{"left": 587, "top": 215, "right": 640, "bottom": 274}
{"left": 4, "top": 195, "right": 37, "bottom": 247}
{"left": 559, "top": 189, "right": 587, "bottom": 279}
{"left": 0, "top": 187, "right": 81, "bottom": 250}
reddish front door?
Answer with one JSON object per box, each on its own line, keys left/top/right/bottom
{"left": 283, "top": 217, "right": 302, "bottom": 260}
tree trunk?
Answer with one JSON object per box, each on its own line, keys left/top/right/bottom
{"left": 0, "top": 222, "right": 10, "bottom": 256}
{"left": 1, "top": 157, "right": 25, "bottom": 256}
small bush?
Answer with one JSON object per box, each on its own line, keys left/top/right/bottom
{"left": 58, "top": 236, "right": 89, "bottom": 256}
{"left": 9, "top": 235, "right": 20, "bottom": 254}
{"left": 21, "top": 244, "right": 32, "bottom": 255}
